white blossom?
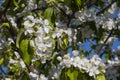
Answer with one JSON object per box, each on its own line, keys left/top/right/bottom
{"left": 72, "top": 57, "right": 84, "bottom": 68}
{"left": 29, "top": 72, "right": 38, "bottom": 78}
{"left": 105, "top": 18, "right": 115, "bottom": 30}
{"left": 39, "top": 74, "right": 48, "bottom": 80}
{"left": 20, "top": 59, "right": 26, "bottom": 68}
{"left": 30, "top": 40, "right": 35, "bottom": 47}
{"left": 9, "top": 58, "right": 18, "bottom": 64}
{"left": 67, "top": 28, "right": 72, "bottom": 36}
{"left": 5, "top": 78, "right": 11, "bottom": 80}
{"left": 57, "top": 56, "right": 62, "bottom": 61}
{"left": 72, "top": 50, "right": 79, "bottom": 57}
{"left": 24, "top": 20, "right": 35, "bottom": 28}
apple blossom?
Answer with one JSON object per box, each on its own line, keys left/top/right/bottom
{"left": 1, "top": 0, "right": 120, "bottom": 80}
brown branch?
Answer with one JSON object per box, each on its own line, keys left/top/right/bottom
{"left": 97, "top": 29, "right": 114, "bottom": 54}
{"left": 96, "top": 0, "right": 118, "bottom": 54}
{"left": 3, "top": 0, "right": 11, "bottom": 14}
{"left": 1, "top": 0, "right": 11, "bottom": 22}
{"left": 0, "top": 75, "right": 9, "bottom": 78}
{"left": 54, "top": 4, "right": 70, "bottom": 19}
{"left": 31, "top": 7, "right": 44, "bottom": 12}
{"left": 96, "top": 0, "right": 117, "bottom": 16}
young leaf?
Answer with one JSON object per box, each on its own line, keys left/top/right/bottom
{"left": 2, "top": 22, "right": 10, "bottom": 28}
{"left": 20, "top": 39, "right": 31, "bottom": 65}
{"left": 96, "top": 73, "right": 106, "bottom": 80}
{"left": 75, "top": 0, "right": 81, "bottom": 9}
{"left": 66, "top": 68, "right": 78, "bottom": 80}
{"left": 0, "top": 58, "right": 4, "bottom": 65}
{"left": 13, "top": 0, "right": 19, "bottom": 7}
{"left": 44, "top": 7, "right": 54, "bottom": 21}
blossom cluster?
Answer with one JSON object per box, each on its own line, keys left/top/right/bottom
{"left": 23, "top": 14, "right": 120, "bottom": 80}
{"left": 23, "top": 15, "right": 54, "bottom": 63}
{"left": 1, "top": 0, "right": 120, "bottom": 80}
{"left": 58, "top": 50, "right": 105, "bottom": 78}
{"left": 23, "top": 15, "right": 76, "bottom": 63}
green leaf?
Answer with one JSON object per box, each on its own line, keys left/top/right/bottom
{"left": 13, "top": 0, "right": 19, "bottom": 7}
{"left": 96, "top": 73, "right": 105, "bottom": 80}
{"left": 56, "top": 0, "right": 64, "bottom": 2}
{"left": 59, "top": 34, "right": 68, "bottom": 50}
{"left": 44, "top": 7, "right": 54, "bottom": 21}
{"left": 64, "top": 0, "right": 72, "bottom": 7}
{"left": 2, "top": 22, "right": 10, "bottom": 28}
{"left": 36, "top": 0, "right": 41, "bottom": 6}
{"left": 0, "top": 58, "right": 4, "bottom": 65}
{"left": 20, "top": 39, "right": 31, "bottom": 65}
{"left": 28, "top": 41, "right": 34, "bottom": 57}
{"left": 75, "top": 0, "right": 81, "bottom": 9}
{"left": 60, "top": 68, "right": 69, "bottom": 80}
{"left": 64, "top": 0, "right": 81, "bottom": 11}
{"left": 72, "top": 42, "right": 79, "bottom": 50}
{"left": 117, "top": 0, "right": 120, "bottom": 7}
{"left": 66, "top": 68, "right": 78, "bottom": 80}
{"left": 16, "top": 29, "right": 24, "bottom": 48}
{"left": 33, "top": 60, "right": 41, "bottom": 68}
{"left": 63, "top": 38, "right": 69, "bottom": 48}
{"left": 21, "top": 71, "right": 30, "bottom": 80}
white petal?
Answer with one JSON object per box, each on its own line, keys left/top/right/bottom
{"left": 44, "top": 19, "right": 49, "bottom": 25}
{"left": 20, "top": 59, "right": 26, "bottom": 68}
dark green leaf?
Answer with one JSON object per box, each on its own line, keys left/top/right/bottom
{"left": 33, "top": 60, "right": 41, "bottom": 68}
{"left": 16, "top": 29, "right": 24, "bottom": 48}
{"left": 64, "top": 0, "right": 82, "bottom": 11}
{"left": 117, "top": 0, "right": 120, "bottom": 7}
{"left": 21, "top": 71, "right": 30, "bottom": 80}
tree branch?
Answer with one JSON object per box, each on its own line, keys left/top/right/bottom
{"left": 0, "top": 75, "right": 9, "bottom": 78}
{"left": 1, "top": 0, "right": 11, "bottom": 22}
{"left": 3, "top": 0, "right": 11, "bottom": 14}
{"left": 54, "top": 4, "right": 70, "bottom": 19}
{"left": 97, "top": 29, "right": 114, "bottom": 54}
{"left": 96, "top": 0, "right": 117, "bottom": 16}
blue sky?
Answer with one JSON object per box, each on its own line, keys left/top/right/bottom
{"left": 0, "top": 0, "right": 3, "bottom": 5}
{"left": 112, "top": 39, "right": 120, "bottom": 50}
{"left": 83, "top": 38, "right": 120, "bottom": 51}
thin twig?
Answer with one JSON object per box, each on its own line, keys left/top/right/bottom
{"left": 97, "top": 29, "right": 114, "bottom": 54}
{"left": 96, "top": 0, "right": 117, "bottom": 16}
{"left": 96, "top": 0, "right": 117, "bottom": 54}
{"left": 54, "top": 3, "right": 70, "bottom": 19}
